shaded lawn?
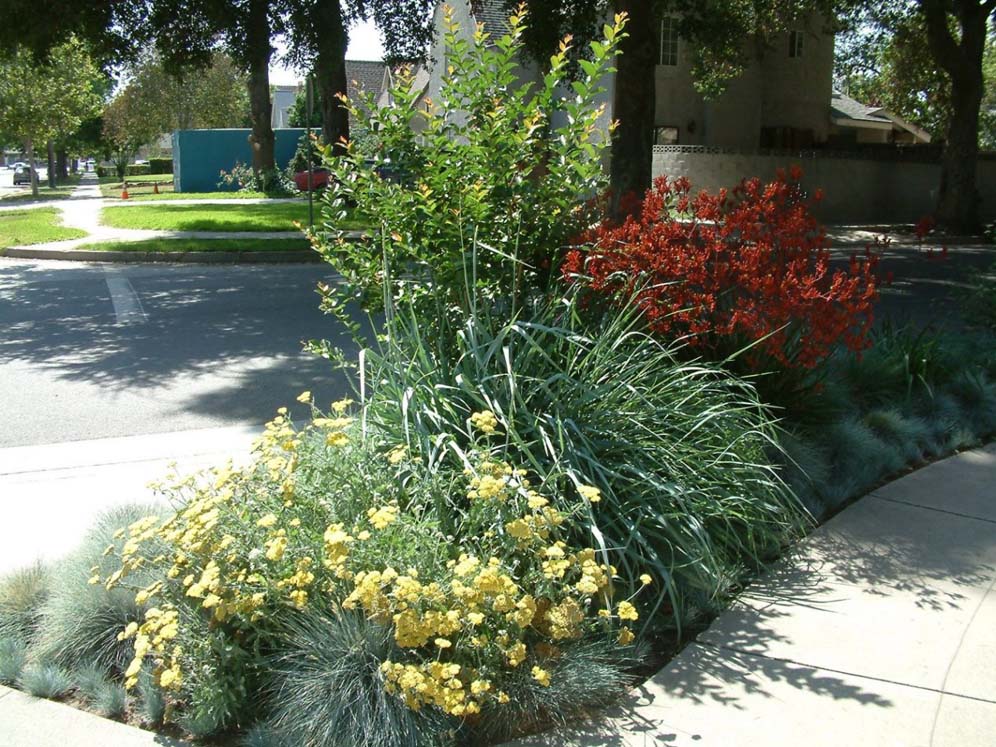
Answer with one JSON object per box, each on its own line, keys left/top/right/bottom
{"left": 100, "top": 203, "right": 311, "bottom": 232}
{"left": 0, "top": 208, "right": 87, "bottom": 248}
{"left": 82, "top": 237, "right": 313, "bottom": 253}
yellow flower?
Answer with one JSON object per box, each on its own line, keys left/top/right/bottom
{"left": 434, "top": 637, "right": 452, "bottom": 649}
{"left": 531, "top": 666, "right": 551, "bottom": 687}
{"left": 265, "top": 535, "right": 287, "bottom": 561}
{"left": 469, "top": 409, "right": 500, "bottom": 435}
{"left": 617, "top": 601, "right": 639, "bottom": 621}
{"left": 387, "top": 445, "right": 408, "bottom": 465}
{"left": 367, "top": 505, "right": 399, "bottom": 530}
{"left": 289, "top": 589, "right": 308, "bottom": 608}
{"left": 618, "top": 626, "right": 635, "bottom": 645}
{"left": 578, "top": 485, "right": 601, "bottom": 503}
{"left": 296, "top": 390, "right": 312, "bottom": 403}
{"left": 331, "top": 398, "right": 354, "bottom": 414}
{"left": 326, "top": 432, "right": 349, "bottom": 447}
{"left": 257, "top": 513, "right": 278, "bottom": 528}
{"left": 640, "top": 573, "right": 653, "bottom": 586}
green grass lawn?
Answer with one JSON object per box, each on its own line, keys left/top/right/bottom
{"left": 0, "top": 176, "right": 83, "bottom": 203}
{"left": 100, "top": 202, "right": 364, "bottom": 232}
{"left": 82, "top": 237, "right": 313, "bottom": 253}
{"left": 0, "top": 208, "right": 87, "bottom": 248}
{"left": 100, "top": 203, "right": 311, "bottom": 232}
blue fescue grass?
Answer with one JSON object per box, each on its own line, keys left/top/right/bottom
{"left": 0, "top": 636, "right": 28, "bottom": 684}
{"left": 18, "top": 662, "right": 73, "bottom": 699}
{"left": 0, "top": 562, "right": 50, "bottom": 643}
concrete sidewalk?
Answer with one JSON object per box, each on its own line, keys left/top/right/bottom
{"left": 0, "top": 425, "right": 260, "bottom": 575}
{"left": 513, "top": 442, "right": 996, "bottom": 747}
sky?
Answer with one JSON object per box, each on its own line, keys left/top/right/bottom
{"left": 269, "top": 19, "right": 386, "bottom": 86}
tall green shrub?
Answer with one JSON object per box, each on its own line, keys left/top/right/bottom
{"left": 316, "top": 9, "right": 625, "bottom": 341}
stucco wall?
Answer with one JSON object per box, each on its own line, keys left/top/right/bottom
{"left": 759, "top": 18, "right": 835, "bottom": 141}
{"left": 652, "top": 146, "right": 996, "bottom": 223}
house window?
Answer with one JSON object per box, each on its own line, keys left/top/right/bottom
{"left": 789, "top": 31, "right": 804, "bottom": 58}
{"left": 654, "top": 126, "right": 679, "bottom": 145}
{"left": 660, "top": 17, "right": 679, "bottom": 66}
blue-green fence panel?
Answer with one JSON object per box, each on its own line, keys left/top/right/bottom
{"left": 172, "top": 129, "right": 306, "bottom": 192}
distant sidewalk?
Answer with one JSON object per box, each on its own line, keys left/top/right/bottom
{"left": 511, "top": 442, "right": 996, "bottom": 747}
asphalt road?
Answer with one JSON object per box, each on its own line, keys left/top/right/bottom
{"left": 0, "top": 258, "right": 364, "bottom": 447}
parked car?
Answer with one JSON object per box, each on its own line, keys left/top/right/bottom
{"left": 12, "top": 165, "right": 34, "bottom": 185}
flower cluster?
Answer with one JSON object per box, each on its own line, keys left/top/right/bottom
{"left": 94, "top": 402, "right": 643, "bottom": 723}
{"left": 564, "top": 169, "right": 880, "bottom": 370}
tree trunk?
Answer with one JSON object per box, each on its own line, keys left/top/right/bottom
{"left": 57, "top": 148, "right": 69, "bottom": 179}
{"left": 246, "top": 0, "right": 275, "bottom": 175}
{"left": 26, "top": 138, "right": 38, "bottom": 197}
{"left": 46, "top": 140, "right": 56, "bottom": 188}
{"left": 314, "top": 0, "right": 350, "bottom": 154}
{"left": 609, "top": 0, "right": 658, "bottom": 217}
{"left": 921, "top": 0, "right": 992, "bottom": 232}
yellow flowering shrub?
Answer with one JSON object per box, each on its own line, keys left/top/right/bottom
{"left": 95, "top": 402, "right": 643, "bottom": 731}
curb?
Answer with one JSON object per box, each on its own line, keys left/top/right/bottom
{"left": 2, "top": 246, "right": 322, "bottom": 264}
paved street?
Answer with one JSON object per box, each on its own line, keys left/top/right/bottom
{"left": 0, "top": 257, "right": 362, "bottom": 446}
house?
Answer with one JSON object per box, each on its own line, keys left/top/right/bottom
{"left": 271, "top": 61, "right": 389, "bottom": 130}
{"left": 828, "top": 92, "right": 932, "bottom": 146}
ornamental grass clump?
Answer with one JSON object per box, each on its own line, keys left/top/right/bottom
{"left": 0, "top": 561, "right": 50, "bottom": 643}
{"left": 92, "top": 399, "right": 640, "bottom": 743}
{"left": 362, "top": 288, "right": 806, "bottom": 627}
{"left": 32, "top": 504, "right": 161, "bottom": 674}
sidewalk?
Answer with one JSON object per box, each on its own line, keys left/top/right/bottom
{"left": 512, "top": 442, "right": 996, "bottom": 746}
{"left": 0, "top": 425, "right": 259, "bottom": 575}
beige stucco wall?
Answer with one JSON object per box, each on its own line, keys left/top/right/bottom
{"left": 652, "top": 148, "right": 996, "bottom": 223}
{"left": 652, "top": 14, "right": 833, "bottom": 148}
{"left": 759, "top": 18, "right": 835, "bottom": 141}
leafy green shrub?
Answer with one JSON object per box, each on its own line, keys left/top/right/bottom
{"left": 18, "top": 662, "right": 72, "bottom": 699}
{"left": 219, "top": 162, "right": 294, "bottom": 195}
{"left": 0, "top": 636, "right": 28, "bottom": 684}
{"left": 124, "top": 164, "right": 151, "bottom": 176}
{"left": 0, "top": 562, "right": 50, "bottom": 643}
{"left": 32, "top": 504, "right": 160, "bottom": 674}
{"left": 148, "top": 157, "right": 173, "bottom": 175}
{"left": 318, "top": 10, "right": 625, "bottom": 341}
{"left": 96, "top": 165, "right": 112, "bottom": 178}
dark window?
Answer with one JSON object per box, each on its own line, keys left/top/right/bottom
{"left": 660, "top": 17, "right": 679, "bottom": 66}
{"left": 789, "top": 31, "right": 804, "bottom": 58}
{"left": 654, "top": 126, "right": 679, "bottom": 145}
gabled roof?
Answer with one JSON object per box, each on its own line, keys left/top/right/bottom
{"left": 346, "top": 60, "right": 388, "bottom": 102}
{"left": 830, "top": 92, "right": 893, "bottom": 126}
{"left": 831, "top": 91, "right": 932, "bottom": 143}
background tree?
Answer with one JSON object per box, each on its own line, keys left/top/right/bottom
{"left": 0, "top": 39, "right": 103, "bottom": 195}
{"left": 282, "top": 0, "right": 434, "bottom": 152}
{"left": 287, "top": 88, "right": 323, "bottom": 128}
{"left": 837, "top": 0, "right": 996, "bottom": 230}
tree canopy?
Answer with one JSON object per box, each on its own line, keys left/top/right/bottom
{"left": 0, "top": 38, "right": 103, "bottom": 194}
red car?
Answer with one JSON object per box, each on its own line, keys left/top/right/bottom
{"left": 293, "top": 168, "right": 330, "bottom": 192}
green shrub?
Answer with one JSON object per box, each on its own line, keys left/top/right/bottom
{"left": 32, "top": 504, "right": 160, "bottom": 674}
{"left": 124, "top": 164, "right": 151, "bottom": 176}
{"left": 18, "top": 662, "right": 73, "bottom": 699}
{"left": 0, "top": 636, "right": 28, "bottom": 684}
{"left": 96, "top": 165, "right": 112, "bottom": 178}
{"left": 0, "top": 562, "right": 50, "bottom": 643}
{"left": 148, "top": 157, "right": 173, "bottom": 175}
{"left": 318, "top": 10, "right": 625, "bottom": 343}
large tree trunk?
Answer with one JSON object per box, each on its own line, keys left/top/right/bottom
{"left": 609, "top": 0, "right": 657, "bottom": 216}
{"left": 922, "top": 0, "right": 992, "bottom": 232}
{"left": 314, "top": 0, "right": 350, "bottom": 154}
{"left": 246, "top": 0, "right": 275, "bottom": 175}
{"left": 57, "top": 148, "right": 69, "bottom": 179}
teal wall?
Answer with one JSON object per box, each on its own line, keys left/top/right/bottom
{"left": 172, "top": 129, "right": 306, "bottom": 192}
